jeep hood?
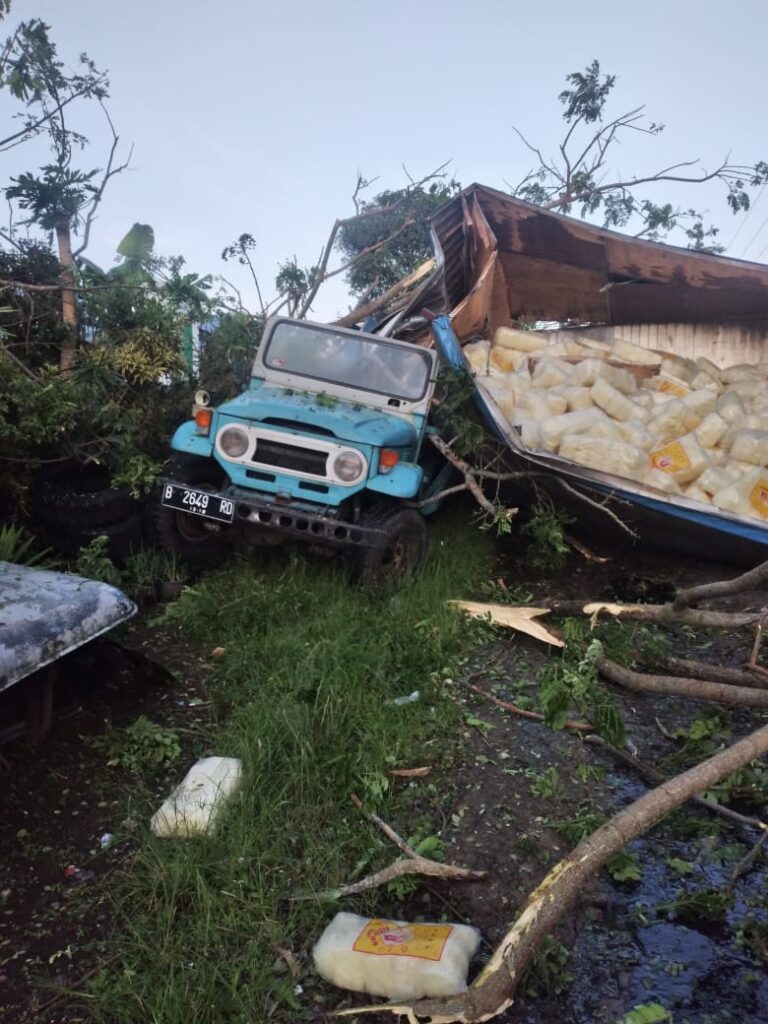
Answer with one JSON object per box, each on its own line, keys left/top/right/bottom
{"left": 217, "top": 383, "right": 418, "bottom": 446}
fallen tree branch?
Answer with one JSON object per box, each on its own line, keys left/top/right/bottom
{"left": 598, "top": 657, "right": 768, "bottom": 708}
{"left": 655, "top": 656, "right": 768, "bottom": 690}
{"left": 333, "top": 721, "right": 768, "bottom": 1023}
{"left": 727, "top": 830, "right": 768, "bottom": 894}
{"left": 428, "top": 434, "right": 515, "bottom": 522}
{"left": 673, "top": 557, "right": 768, "bottom": 610}
{"left": 467, "top": 683, "right": 592, "bottom": 733}
{"left": 304, "top": 793, "right": 485, "bottom": 900}
{"left": 583, "top": 734, "right": 766, "bottom": 832}
{"left": 544, "top": 599, "right": 760, "bottom": 629}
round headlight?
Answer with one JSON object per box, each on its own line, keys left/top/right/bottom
{"left": 219, "top": 426, "right": 249, "bottom": 458}
{"left": 333, "top": 450, "right": 365, "bottom": 482}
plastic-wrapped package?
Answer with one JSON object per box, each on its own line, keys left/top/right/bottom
{"left": 661, "top": 355, "right": 696, "bottom": 383}
{"left": 463, "top": 339, "right": 490, "bottom": 376}
{"left": 489, "top": 345, "right": 527, "bottom": 376}
{"left": 682, "top": 389, "right": 718, "bottom": 418}
{"left": 697, "top": 466, "right": 734, "bottom": 496}
{"left": 695, "top": 356, "right": 722, "bottom": 383}
{"left": 729, "top": 429, "right": 768, "bottom": 467}
{"left": 649, "top": 433, "right": 708, "bottom": 484}
{"left": 713, "top": 468, "right": 768, "bottom": 520}
{"left": 591, "top": 377, "right": 643, "bottom": 422}
{"left": 694, "top": 411, "right": 728, "bottom": 449}
{"left": 602, "top": 363, "right": 639, "bottom": 394}
{"left": 547, "top": 384, "right": 593, "bottom": 412}
{"left": 531, "top": 356, "right": 571, "bottom": 389}
{"left": 516, "top": 415, "right": 542, "bottom": 449}
{"left": 609, "top": 339, "right": 661, "bottom": 365}
{"left": 684, "top": 482, "right": 712, "bottom": 504}
{"left": 647, "top": 399, "right": 699, "bottom": 441}
{"left": 545, "top": 391, "right": 568, "bottom": 415}
{"left": 559, "top": 435, "right": 645, "bottom": 476}
{"left": 521, "top": 390, "right": 553, "bottom": 422}
{"left": 641, "top": 468, "right": 683, "bottom": 494}
{"left": 616, "top": 419, "right": 655, "bottom": 451}
{"left": 150, "top": 757, "right": 243, "bottom": 837}
{"left": 722, "top": 363, "right": 761, "bottom": 385}
{"left": 569, "top": 358, "right": 608, "bottom": 388}
{"left": 690, "top": 369, "right": 722, "bottom": 392}
{"left": 642, "top": 374, "right": 689, "bottom": 398}
{"left": 539, "top": 408, "right": 607, "bottom": 452}
{"left": 493, "top": 325, "right": 548, "bottom": 353}
{"left": 313, "top": 913, "right": 482, "bottom": 1000}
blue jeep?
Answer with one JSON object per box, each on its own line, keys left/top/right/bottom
{"left": 155, "top": 316, "right": 448, "bottom": 582}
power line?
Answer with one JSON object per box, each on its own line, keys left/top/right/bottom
{"left": 740, "top": 208, "right": 768, "bottom": 260}
{"left": 728, "top": 181, "right": 766, "bottom": 252}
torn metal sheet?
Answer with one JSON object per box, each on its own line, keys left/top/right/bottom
{"left": 0, "top": 563, "right": 136, "bottom": 691}
{"left": 397, "top": 184, "right": 768, "bottom": 337}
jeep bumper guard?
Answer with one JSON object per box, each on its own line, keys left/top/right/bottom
{"left": 163, "top": 479, "right": 388, "bottom": 549}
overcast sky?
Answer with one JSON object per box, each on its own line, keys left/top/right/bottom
{"left": 3, "top": 0, "right": 767, "bottom": 319}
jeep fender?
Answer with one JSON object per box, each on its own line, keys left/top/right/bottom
{"left": 367, "top": 462, "right": 423, "bottom": 499}
{"left": 171, "top": 420, "right": 215, "bottom": 458}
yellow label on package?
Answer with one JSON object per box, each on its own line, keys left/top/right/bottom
{"left": 651, "top": 442, "right": 691, "bottom": 474}
{"left": 353, "top": 919, "right": 453, "bottom": 961}
{"left": 659, "top": 379, "right": 688, "bottom": 397}
{"left": 749, "top": 479, "right": 768, "bottom": 518}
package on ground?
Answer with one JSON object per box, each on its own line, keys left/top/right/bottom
{"left": 150, "top": 756, "right": 243, "bottom": 837}
{"left": 312, "top": 912, "right": 481, "bottom": 1000}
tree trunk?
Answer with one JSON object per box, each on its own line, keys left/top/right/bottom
{"left": 336, "top": 722, "right": 768, "bottom": 1023}
{"left": 598, "top": 657, "right": 768, "bottom": 708}
{"left": 55, "top": 219, "right": 77, "bottom": 374}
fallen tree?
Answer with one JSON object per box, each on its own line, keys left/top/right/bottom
{"left": 334, "top": 721, "right": 768, "bottom": 1024}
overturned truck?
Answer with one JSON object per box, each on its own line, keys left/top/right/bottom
{"left": 382, "top": 185, "right": 768, "bottom": 564}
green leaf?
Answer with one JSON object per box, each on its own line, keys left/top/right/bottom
{"left": 666, "top": 857, "right": 694, "bottom": 875}
{"left": 116, "top": 223, "right": 155, "bottom": 260}
{"left": 618, "top": 1004, "right": 673, "bottom": 1024}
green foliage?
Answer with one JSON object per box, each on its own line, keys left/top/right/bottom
{"left": 91, "top": 716, "right": 181, "bottom": 772}
{"left": 522, "top": 496, "right": 572, "bottom": 571}
{"left": 336, "top": 177, "right": 461, "bottom": 299}
{"left": 551, "top": 801, "right": 606, "bottom": 845}
{"left": 661, "top": 887, "right": 733, "bottom": 925}
{"left": 540, "top": 637, "right": 626, "bottom": 746}
{"left": 514, "top": 58, "right": 768, "bottom": 252}
{"left": 616, "top": 1004, "right": 673, "bottom": 1024}
{"left": 528, "top": 766, "right": 565, "bottom": 801}
{"left": 123, "top": 548, "right": 166, "bottom": 590}
{"left": 111, "top": 453, "right": 162, "bottom": 497}
{"left": 666, "top": 857, "right": 695, "bottom": 876}
{"left": 523, "top": 935, "right": 572, "bottom": 997}
{"left": 606, "top": 849, "right": 642, "bottom": 883}
{"left": 0, "top": 523, "right": 53, "bottom": 566}
{"left": 73, "top": 535, "right": 120, "bottom": 585}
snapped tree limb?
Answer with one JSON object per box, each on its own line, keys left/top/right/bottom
{"left": 334, "top": 721, "right": 768, "bottom": 1023}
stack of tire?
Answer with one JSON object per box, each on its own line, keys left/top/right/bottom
{"left": 34, "top": 462, "right": 144, "bottom": 564}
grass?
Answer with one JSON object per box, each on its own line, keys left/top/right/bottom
{"left": 84, "top": 509, "right": 494, "bottom": 1023}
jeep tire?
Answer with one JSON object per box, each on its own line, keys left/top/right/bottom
{"left": 152, "top": 454, "right": 231, "bottom": 569}
{"left": 352, "top": 505, "right": 428, "bottom": 586}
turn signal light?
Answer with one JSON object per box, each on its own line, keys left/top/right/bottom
{"left": 379, "top": 449, "right": 399, "bottom": 473}
{"left": 195, "top": 408, "right": 212, "bottom": 435}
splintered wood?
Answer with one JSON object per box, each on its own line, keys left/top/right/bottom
{"left": 450, "top": 601, "right": 564, "bottom": 647}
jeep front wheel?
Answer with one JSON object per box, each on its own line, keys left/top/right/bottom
{"left": 353, "top": 506, "right": 428, "bottom": 586}
{"left": 152, "top": 455, "right": 231, "bottom": 569}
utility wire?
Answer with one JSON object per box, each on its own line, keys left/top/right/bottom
{"left": 728, "top": 181, "right": 766, "bottom": 251}
{"left": 740, "top": 208, "right": 768, "bottom": 261}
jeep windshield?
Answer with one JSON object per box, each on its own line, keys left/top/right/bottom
{"left": 261, "top": 321, "right": 433, "bottom": 402}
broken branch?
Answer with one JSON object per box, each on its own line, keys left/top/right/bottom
{"left": 335, "top": 721, "right": 768, "bottom": 1023}
{"left": 598, "top": 657, "right": 768, "bottom": 708}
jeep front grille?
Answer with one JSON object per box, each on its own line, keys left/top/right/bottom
{"left": 253, "top": 439, "right": 328, "bottom": 477}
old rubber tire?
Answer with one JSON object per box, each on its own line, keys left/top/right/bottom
{"left": 44, "top": 511, "right": 144, "bottom": 565}
{"left": 34, "top": 462, "right": 138, "bottom": 528}
{"left": 152, "top": 454, "right": 231, "bottom": 569}
{"left": 353, "top": 506, "right": 428, "bottom": 586}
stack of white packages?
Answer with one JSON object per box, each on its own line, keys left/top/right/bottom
{"left": 464, "top": 326, "right": 768, "bottom": 523}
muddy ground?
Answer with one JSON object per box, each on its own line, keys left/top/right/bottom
{"left": 1, "top": 540, "right": 767, "bottom": 1023}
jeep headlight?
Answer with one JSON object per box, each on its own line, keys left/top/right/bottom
{"left": 219, "top": 426, "right": 249, "bottom": 458}
{"left": 333, "top": 450, "right": 365, "bottom": 483}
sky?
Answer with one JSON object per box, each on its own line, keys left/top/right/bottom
{"left": 2, "top": 0, "right": 767, "bottom": 320}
